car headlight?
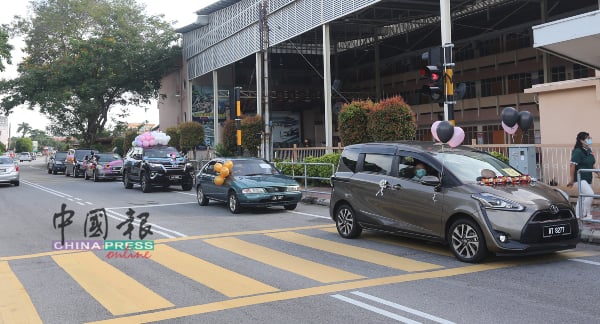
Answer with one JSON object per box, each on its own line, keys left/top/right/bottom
{"left": 471, "top": 192, "right": 525, "bottom": 211}
{"left": 286, "top": 185, "right": 300, "bottom": 192}
{"left": 242, "top": 188, "right": 266, "bottom": 194}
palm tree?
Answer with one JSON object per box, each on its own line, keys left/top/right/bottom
{"left": 16, "top": 122, "right": 32, "bottom": 138}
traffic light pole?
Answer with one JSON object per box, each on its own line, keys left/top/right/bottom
{"left": 235, "top": 87, "right": 242, "bottom": 156}
{"left": 440, "top": 0, "right": 455, "bottom": 125}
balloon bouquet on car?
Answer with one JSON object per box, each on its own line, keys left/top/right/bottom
{"left": 122, "top": 131, "right": 195, "bottom": 193}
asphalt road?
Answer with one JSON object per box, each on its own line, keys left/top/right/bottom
{"left": 1, "top": 159, "right": 600, "bottom": 324}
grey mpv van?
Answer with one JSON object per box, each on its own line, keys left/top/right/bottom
{"left": 329, "top": 141, "right": 579, "bottom": 263}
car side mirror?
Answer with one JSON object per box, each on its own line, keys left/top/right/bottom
{"left": 420, "top": 175, "right": 440, "bottom": 187}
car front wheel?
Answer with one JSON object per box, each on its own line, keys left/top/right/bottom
{"left": 123, "top": 170, "right": 133, "bottom": 189}
{"left": 284, "top": 204, "right": 297, "bottom": 211}
{"left": 228, "top": 191, "right": 241, "bottom": 214}
{"left": 335, "top": 204, "right": 362, "bottom": 239}
{"left": 141, "top": 172, "right": 152, "bottom": 193}
{"left": 448, "top": 218, "right": 488, "bottom": 263}
{"left": 196, "top": 185, "right": 209, "bottom": 206}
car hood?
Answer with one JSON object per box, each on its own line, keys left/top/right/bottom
{"left": 233, "top": 175, "right": 298, "bottom": 187}
{"left": 462, "top": 181, "right": 569, "bottom": 207}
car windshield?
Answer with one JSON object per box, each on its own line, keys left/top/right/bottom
{"left": 0, "top": 157, "right": 13, "bottom": 164}
{"left": 229, "top": 160, "right": 280, "bottom": 176}
{"left": 435, "top": 150, "right": 522, "bottom": 182}
{"left": 76, "top": 150, "right": 96, "bottom": 160}
{"left": 94, "top": 153, "right": 121, "bottom": 162}
{"left": 144, "top": 147, "right": 180, "bottom": 158}
{"left": 54, "top": 152, "right": 68, "bottom": 160}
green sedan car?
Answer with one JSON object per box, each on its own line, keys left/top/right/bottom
{"left": 196, "top": 158, "right": 302, "bottom": 214}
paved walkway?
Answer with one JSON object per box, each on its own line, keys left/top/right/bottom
{"left": 301, "top": 186, "right": 600, "bottom": 244}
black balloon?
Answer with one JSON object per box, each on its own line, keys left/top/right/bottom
{"left": 436, "top": 121, "right": 455, "bottom": 143}
{"left": 517, "top": 111, "right": 533, "bottom": 132}
{"left": 501, "top": 107, "right": 519, "bottom": 127}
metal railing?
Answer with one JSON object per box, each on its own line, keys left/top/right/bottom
{"left": 576, "top": 168, "right": 600, "bottom": 225}
{"left": 277, "top": 161, "right": 335, "bottom": 195}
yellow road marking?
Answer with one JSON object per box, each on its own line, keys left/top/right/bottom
{"left": 204, "top": 237, "right": 365, "bottom": 283}
{"left": 151, "top": 245, "right": 279, "bottom": 297}
{"left": 87, "top": 250, "right": 600, "bottom": 324}
{"left": 0, "top": 262, "right": 43, "bottom": 324}
{"left": 51, "top": 252, "right": 174, "bottom": 315}
{"left": 0, "top": 249, "right": 86, "bottom": 262}
{"left": 266, "top": 232, "right": 443, "bottom": 272}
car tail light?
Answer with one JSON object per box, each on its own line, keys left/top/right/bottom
{"left": 15, "top": 165, "right": 19, "bottom": 172}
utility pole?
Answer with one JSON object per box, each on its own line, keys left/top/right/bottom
{"left": 440, "top": 0, "right": 455, "bottom": 125}
{"left": 259, "top": 1, "right": 271, "bottom": 160}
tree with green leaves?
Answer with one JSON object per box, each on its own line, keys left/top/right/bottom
{"left": 179, "top": 121, "right": 205, "bottom": 160}
{"left": 15, "top": 137, "right": 33, "bottom": 153}
{"left": 0, "top": 26, "right": 13, "bottom": 72}
{"left": 16, "top": 122, "right": 32, "bottom": 138}
{"left": 0, "top": 0, "right": 181, "bottom": 146}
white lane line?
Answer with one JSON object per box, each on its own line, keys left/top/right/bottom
{"left": 105, "top": 210, "right": 186, "bottom": 238}
{"left": 76, "top": 201, "right": 86, "bottom": 206}
{"left": 105, "top": 210, "right": 177, "bottom": 239}
{"left": 106, "top": 202, "right": 198, "bottom": 210}
{"left": 20, "top": 180, "right": 187, "bottom": 238}
{"left": 288, "top": 210, "right": 331, "bottom": 220}
{"left": 331, "top": 294, "right": 421, "bottom": 324}
{"left": 85, "top": 202, "right": 94, "bottom": 205}
{"left": 570, "top": 259, "right": 600, "bottom": 266}
{"left": 176, "top": 191, "right": 196, "bottom": 196}
{"left": 351, "top": 291, "right": 455, "bottom": 324}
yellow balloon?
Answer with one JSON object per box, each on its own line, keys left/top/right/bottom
{"left": 224, "top": 160, "right": 233, "bottom": 170}
{"left": 214, "top": 162, "right": 223, "bottom": 172}
{"left": 220, "top": 166, "right": 230, "bottom": 177}
{"left": 214, "top": 176, "right": 225, "bottom": 186}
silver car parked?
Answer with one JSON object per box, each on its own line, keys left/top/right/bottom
{"left": 0, "top": 156, "right": 19, "bottom": 186}
{"left": 329, "top": 141, "right": 579, "bottom": 263}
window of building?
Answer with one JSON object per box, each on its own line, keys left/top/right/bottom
{"left": 462, "top": 81, "right": 476, "bottom": 99}
{"left": 573, "top": 64, "right": 593, "bottom": 79}
{"left": 481, "top": 77, "right": 503, "bottom": 96}
{"left": 479, "top": 38, "right": 501, "bottom": 56}
{"left": 551, "top": 66, "right": 566, "bottom": 82}
{"left": 507, "top": 73, "right": 532, "bottom": 93}
{"left": 505, "top": 32, "right": 531, "bottom": 51}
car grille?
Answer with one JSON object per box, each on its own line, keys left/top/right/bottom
{"left": 265, "top": 187, "right": 287, "bottom": 193}
{"left": 521, "top": 208, "right": 578, "bottom": 243}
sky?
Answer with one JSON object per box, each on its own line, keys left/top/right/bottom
{"left": 0, "top": 0, "right": 219, "bottom": 134}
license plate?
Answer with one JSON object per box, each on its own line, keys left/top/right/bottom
{"left": 170, "top": 175, "right": 182, "bottom": 180}
{"left": 543, "top": 223, "right": 571, "bottom": 238}
{"left": 271, "top": 195, "right": 284, "bottom": 201}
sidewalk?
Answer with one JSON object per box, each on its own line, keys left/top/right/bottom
{"left": 300, "top": 186, "right": 600, "bottom": 244}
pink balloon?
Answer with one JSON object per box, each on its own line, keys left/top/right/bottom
{"left": 448, "top": 127, "right": 465, "bottom": 148}
{"left": 142, "top": 140, "right": 149, "bottom": 147}
{"left": 501, "top": 121, "right": 518, "bottom": 135}
{"left": 149, "top": 139, "right": 156, "bottom": 146}
{"left": 431, "top": 121, "right": 441, "bottom": 142}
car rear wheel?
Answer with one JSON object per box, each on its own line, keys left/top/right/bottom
{"left": 335, "top": 204, "right": 362, "bottom": 238}
{"left": 12, "top": 181, "right": 19, "bottom": 186}
{"left": 123, "top": 170, "right": 133, "bottom": 189}
{"left": 73, "top": 167, "right": 80, "bottom": 178}
{"left": 284, "top": 204, "right": 297, "bottom": 211}
{"left": 196, "top": 185, "right": 209, "bottom": 206}
{"left": 182, "top": 179, "right": 193, "bottom": 191}
{"left": 448, "top": 218, "right": 488, "bottom": 263}
{"left": 141, "top": 172, "right": 152, "bottom": 193}
{"left": 228, "top": 191, "right": 241, "bottom": 214}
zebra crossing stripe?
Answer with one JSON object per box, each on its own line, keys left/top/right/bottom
{"left": 51, "top": 252, "right": 174, "bottom": 315}
{"left": 266, "top": 232, "right": 443, "bottom": 272}
{"left": 204, "top": 237, "right": 366, "bottom": 283}
{"left": 150, "top": 244, "right": 279, "bottom": 297}
{"left": 0, "top": 261, "right": 43, "bottom": 324}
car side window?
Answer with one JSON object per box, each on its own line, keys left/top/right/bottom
{"left": 360, "top": 154, "right": 394, "bottom": 175}
{"left": 203, "top": 161, "right": 217, "bottom": 175}
{"left": 396, "top": 155, "right": 438, "bottom": 181}
{"left": 338, "top": 149, "right": 359, "bottom": 172}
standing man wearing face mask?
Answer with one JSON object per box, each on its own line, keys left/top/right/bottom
{"left": 567, "top": 131, "right": 597, "bottom": 219}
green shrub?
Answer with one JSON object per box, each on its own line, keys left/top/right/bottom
{"left": 276, "top": 160, "right": 304, "bottom": 177}
{"left": 367, "top": 96, "right": 416, "bottom": 141}
{"left": 214, "top": 143, "right": 235, "bottom": 157}
{"left": 165, "top": 126, "right": 180, "bottom": 150}
{"left": 338, "top": 100, "right": 373, "bottom": 145}
{"left": 303, "top": 152, "right": 341, "bottom": 185}
{"left": 489, "top": 151, "right": 509, "bottom": 164}
{"left": 242, "top": 115, "right": 263, "bottom": 157}
{"left": 221, "top": 119, "right": 238, "bottom": 156}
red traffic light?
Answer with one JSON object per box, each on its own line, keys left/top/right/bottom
{"left": 420, "top": 65, "right": 443, "bottom": 81}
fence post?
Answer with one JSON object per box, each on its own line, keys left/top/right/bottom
{"left": 292, "top": 144, "right": 297, "bottom": 162}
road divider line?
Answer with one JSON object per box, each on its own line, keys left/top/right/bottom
{"left": 266, "top": 232, "right": 443, "bottom": 272}
{"left": 0, "top": 261, "right": 43, "bottom": 324}
{"left": 204, "top": 237, "right": 365, "bottom": 283}
{"left": 331, "top": 294, "right": 421, "bottom": 324}
{"left": 350, "top": 291, "right": 455, "bottom": 324}
{"left": 288, "top": 210, "right": 331, "bottom": 219}
{"left": 21, "top": 180, "right": 74, "bottom": 197}
{"left": 52, "top": 252, "right": 174, "bottom": 316}
{"left": 569, "top": 258, "right": 600, "bottom": 266}
{"left": 105, "top": 209, "right": 187, "bottom": 237}
{"left": 105, "top": 202, "right": 198, "bottom": 210}
{"left": 151, "top": 245, "right": 279, "bottom": 297}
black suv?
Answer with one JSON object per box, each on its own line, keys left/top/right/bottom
{"left": 65, "top": 148, "right": 99, "bottom": 178}
{"left": 122, "top": 145, "right": 194, "bottom": 193}
{"left": 47, "top": 151, "right": 68, "bottom": 174}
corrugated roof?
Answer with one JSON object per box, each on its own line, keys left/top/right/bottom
{"left": 195, "top": 0, "right": 241, "bottom": 15}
